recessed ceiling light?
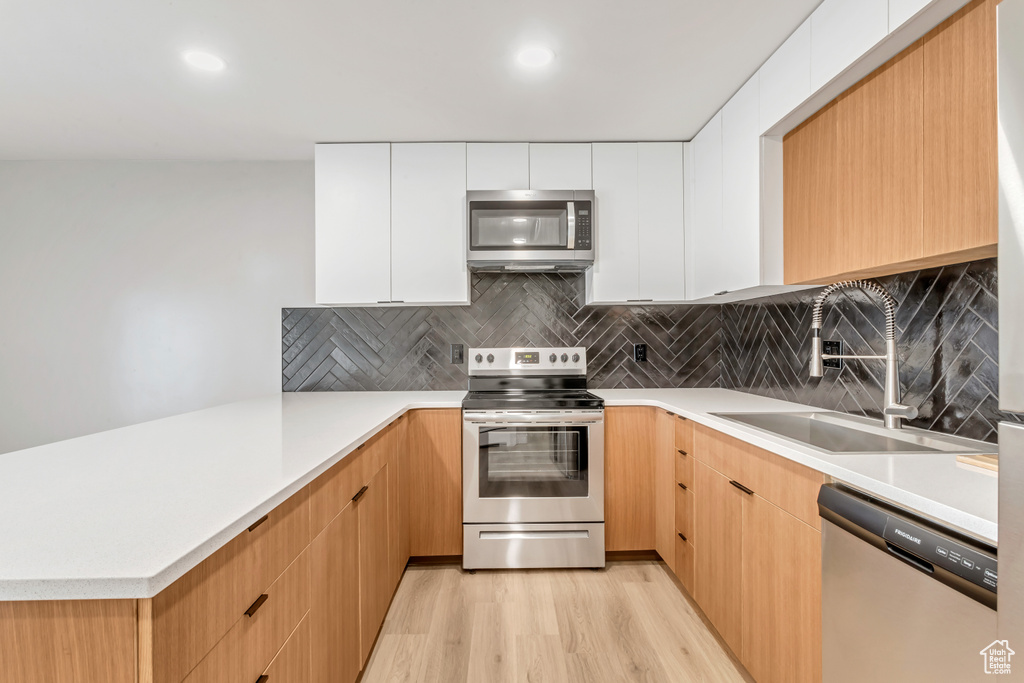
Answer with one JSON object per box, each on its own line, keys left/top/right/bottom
{"left": 182, "top": 50, "right": 226, "bottom": 72}
{"left": 516, "top": 46, "right": 554, "bottom": 69}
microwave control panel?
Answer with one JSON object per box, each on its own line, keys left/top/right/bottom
{"left": 575, "top": 204, "right": 592, "bottom": 250}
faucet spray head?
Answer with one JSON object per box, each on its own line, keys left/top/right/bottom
{"left": 810, "top": 329, "right": 824, "bottom": 378}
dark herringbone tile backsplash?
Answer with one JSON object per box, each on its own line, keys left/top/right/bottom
{"left": 283, "top": 258, "right": 1018, "bottom": 442}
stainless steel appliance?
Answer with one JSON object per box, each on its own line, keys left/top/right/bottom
{"left": 819, "top": 484, "right": 998, "bottom": 682}
{"left": 999, "top": 0, "right": 1024, "bottom": 649}
{"left": 465, "top": 190, "right": 595, "bottom": 272}
{"left": 462, "top": 346, "right": 605, "bottom": 569}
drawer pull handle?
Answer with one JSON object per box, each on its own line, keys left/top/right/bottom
{"left": 247, "top": 515, "right": 269, "bottom": 532}
{"left": 678, "top": 532, "right": 687, "bottom": 542}
{"left": 352, "top": 485, "right": 369, "bottom": 502}
{"left": 677, "top": 449, "right": 688, "bottom": 456}
{"left": 729, "top": 480, "right": 754, "bottom": 496}
{"left": 256, "top": 676, "right": 269, "bottom": 683}
{"left": 245, "top": 594, "right": 269, "bottom": 618}
{"left": 677, "top": 482, "right": 687, "bottom": 491}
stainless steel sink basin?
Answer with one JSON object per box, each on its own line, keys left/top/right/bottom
{"left": 709, "top": 411, "right": 995, "bottom": 456}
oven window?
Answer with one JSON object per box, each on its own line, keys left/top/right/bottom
{"left": 470, "top": 209, "right": 567, "bottom": 249}
{"left": 478, "top": 426, "right": 589, "bottom": 498}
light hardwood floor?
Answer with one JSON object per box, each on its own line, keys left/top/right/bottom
{"left": 361, "top": 561, "right": 750, "bottom": 683}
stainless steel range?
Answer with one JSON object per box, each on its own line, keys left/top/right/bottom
{"left": 462, "top": 347, "right": 605, "bottom": 570}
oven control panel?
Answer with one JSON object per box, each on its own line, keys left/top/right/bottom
{"left": 469, "top": 347, "right": 587, "bottom": 375}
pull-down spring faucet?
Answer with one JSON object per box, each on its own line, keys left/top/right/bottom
{"left": 810, "top": 280, "right": 918, "bottom": 430}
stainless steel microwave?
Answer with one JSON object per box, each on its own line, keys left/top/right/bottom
{"left": 466, "top": 190, "right": 595, "bottom": 272}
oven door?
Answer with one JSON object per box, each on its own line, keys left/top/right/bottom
{"left": 463, "top": 410, "right": 604, "bottom": 524}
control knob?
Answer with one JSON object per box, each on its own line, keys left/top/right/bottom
{"left": 486, "top": 353, "right": 494, "bottom": 363}
{"left": 560, "top": 353, "right": 569, "bottom": 363}
{"left": 475, "top": 354, "right": 483, "bottom": 363}
{"left": 549, "top": 353, "right": 557, "bottom": 363}
{"left": 572, "top": 353, "right": 580, "bottom": 362}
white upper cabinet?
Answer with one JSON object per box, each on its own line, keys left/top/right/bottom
{"left": 467, "top": 143, "right": 529, "bottom": 190}
{"left": 759, "top": 17, "right": 811, "bottom": 133}
{"left": 590, "top": 143, "right": 640, "bottom": 303}
{"left": 637, "top": 142, "right": 685, "bottom": 301}
{"left": 315, "top": 143, "right": 392, "bottom": 305}
{"left": 390, "top": 143, "right": 469, "bottom": 304}
{"left": 888, "top": 0, "right": 931, "bottom": 33}
{"left": 720, "top": 74, "right": 762, "bottom": 295}
{"left": 811, "top": 0, "right": 888, "bottom": 92}
{"left": 687, "top": 113, "right": 725, "bottom": 301}
{"left": 529, "top": 143, "right": 593, "bottom": 189}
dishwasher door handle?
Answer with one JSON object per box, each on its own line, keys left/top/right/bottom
{"left": 885, "top": 542, "right": 935, "bottom": 574}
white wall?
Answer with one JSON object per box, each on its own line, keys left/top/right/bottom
{"left": 0, "top": 161, "right": 314, "bottom": 454}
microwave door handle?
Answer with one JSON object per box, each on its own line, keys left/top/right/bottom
{"left": 566, "top": 201, "right": 575, "bottom": 249}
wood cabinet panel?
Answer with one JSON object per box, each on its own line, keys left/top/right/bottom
{"left": 182, "top": 548, "right": 311, "bottom": 683}
{"left": 309, "top": 430, "right": 389, "bottom": 538}
{"left": 784, "top": 102, "right": 839, "bottom": 285}
{"left": 263, "top": 615, "right": 312, "bottom": 683}
{"left": 359, "top": 465, "right": 392, "bottom": 663}
{"left": 674, "top": 415, "right": 693, "bottom": 454}
{"left": 388, "top": 416, "right": 407, "bottom": 594}
{"left": 694, "top": 425, "right": 824, "bottom": 529}
{"left": 922, "top": 0, "right": 999, "bottom": 258}
{"left": 310, "top": 501, "right": 361, "bottom": 683}
{"left": 674, "top": 416, "right": 694, "bottom": 489}
{"left": 654, "top": 410, "right": 676, "bottom": 571}
{"left": 693, "top": 461, "right": 744, "bottom": 658}
{"left": 836, "top": 41, "right": 924, "bottom": 274}
{"left": 151, "top": 486, "right": 309, "bottom": 683}
{"left": 741, "top": 497, "right": 822, "bottom": 683}
{"left": 605, "top": 406, "right": 656, "bottom": 551}
{"left": 407, "top": 409, "right": 463, "bottom": 556}
{"left": 675, "top": 450, "right": 694, "bottom": 491}
{"left": 674, "top": 533, "right": 696, "bottom": 597}
{"left": 674, "top": 483, "right": 694, "bottom": 541}
{"left": 0, "top": 599, "right": 137, "bottom": 683}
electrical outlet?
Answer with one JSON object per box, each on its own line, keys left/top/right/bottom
{"left": 633, "top": 343, "right": 647, "bottom": 363}
{"left": 450, "top": 343, "right": 464, "bottom": 364}
{"left": 822, "top": 340, "right": 843, "bottom": 369}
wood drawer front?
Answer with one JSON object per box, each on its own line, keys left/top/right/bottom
{"left": 151, "top": 488, "right": 310, "bottom": 683}
{"left": 674, "top": 415, "right": 693, "bottom": 454}
{"left": 182, "top": 548, "right": 311, "bottom": 683}
{"left": 674, "top": 484, "right": 694, "bottom": 541}
{"left": 675, "top": 449, "right": 694, "bottom": 490}
{"left": 310, "top": 428, "right": 391, "bottom": 538}
{"left": 693, "top": 425, "right": 825, "bottom": 529}
{"left": 262, "top": 615, "right": 312, "bottom": 683}
{"left": 674, "top": 533, "right": 695, "bottom": 597}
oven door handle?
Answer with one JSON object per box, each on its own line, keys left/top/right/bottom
{"left": 464, "top": 412, "right": 603, "bottom": 425}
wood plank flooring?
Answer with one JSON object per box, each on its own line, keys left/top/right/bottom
{"left": 361, "top": 561, "right": 749, "bottom": 683}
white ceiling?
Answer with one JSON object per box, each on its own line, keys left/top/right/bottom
{"left": 0, "top": 0, "right": 821, "bottom": 160}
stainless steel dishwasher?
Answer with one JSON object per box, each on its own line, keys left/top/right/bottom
{"left": 818, "top": 484, "right": 998, "bottom": 682}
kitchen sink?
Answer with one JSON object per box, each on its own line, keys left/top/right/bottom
{"left": 709, "top": 411, "right": 995, "bottom": 456}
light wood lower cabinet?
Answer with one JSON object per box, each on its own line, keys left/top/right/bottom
{"left": 358, "top": 465, "right": 392, "bottom": 663}
{"left": 263, "top": 616, "right": 312, "bottom": 683}
{"left": 654, "top": 410, "right": 676, "bottom": 571}
{"left": 406, "top": 408, "right": 463, "bottom": 556}
{"left": 605, "top": 406, "right": 656, "bottom": 551}
{"left": 309, "top": 500, "right": 360, "bottom": 683}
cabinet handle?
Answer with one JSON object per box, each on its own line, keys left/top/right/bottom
{"left": 245, "top": 594, "right": 269, "bottom": 618}
{"left": 677, "top": 449, "right": 688, "bottom": 456}
{"left": 247, "top": 515, "right": 269, "bottom": 532}
{"left": 352, "top": 485, "right": 369, "bottom": 502}
{"left": 678, "top": 532, "right": 687, "bottom": 542}
{"left": 256, "top": 676, "right": 269, "bottom": 683}
{"left": 677, "top": 482, "right": 687, "bottom": 491}
{"left": 729, "top": 480, "right": 754, "bottom": 495}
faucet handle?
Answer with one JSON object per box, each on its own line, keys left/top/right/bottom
{"left": 884, "top": 403, "right": 919, "bottom": 420}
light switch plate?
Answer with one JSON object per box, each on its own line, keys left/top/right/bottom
{"left": 450, "top": 344, "right": 464, "bottom": 364}
{"left": 634, "top": 343, "right": 647, "bottom": 363}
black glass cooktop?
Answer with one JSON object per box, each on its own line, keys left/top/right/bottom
{"left": 462, "top": 389, "right": 604, "bottom": 411}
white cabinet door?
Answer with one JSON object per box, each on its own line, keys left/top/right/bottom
{"left": 529, "top": 144, "right": 593, "bottom": 190}
{"left": 589, "top": 143, "right": 639, "bottom": 303}
{"left": 687, "top": 113, "right": 724, "bottom": 300}
{"left": 811, "top": 0, "right": 888, "bottom": 92}
{"left": 888, "top": 0, "right": 931, "bottom": 32}
{"left": 759, "top": 17, "right": 811, "bottom": 133}
{"left": 315, "top": 143, "right": 392, "bottom": 305}
{"left": 390, "top": 143, "right": 469, "bottom": 304}
{"left": 467, "top": 143, "right": 529, "bottom": 190}
{"left": 720, "top": 74, "right": 762, "bottom": 295}
{"left": 637, "top": 142, "right": 685, "bottom": 301}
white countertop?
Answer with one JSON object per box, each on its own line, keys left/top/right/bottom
{"left": 0, "top": 388, "right": 998, "bottom": 601}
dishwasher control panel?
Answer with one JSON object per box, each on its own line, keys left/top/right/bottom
{"left": 883, "top": 518, "right": 997, "bottom": 592}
